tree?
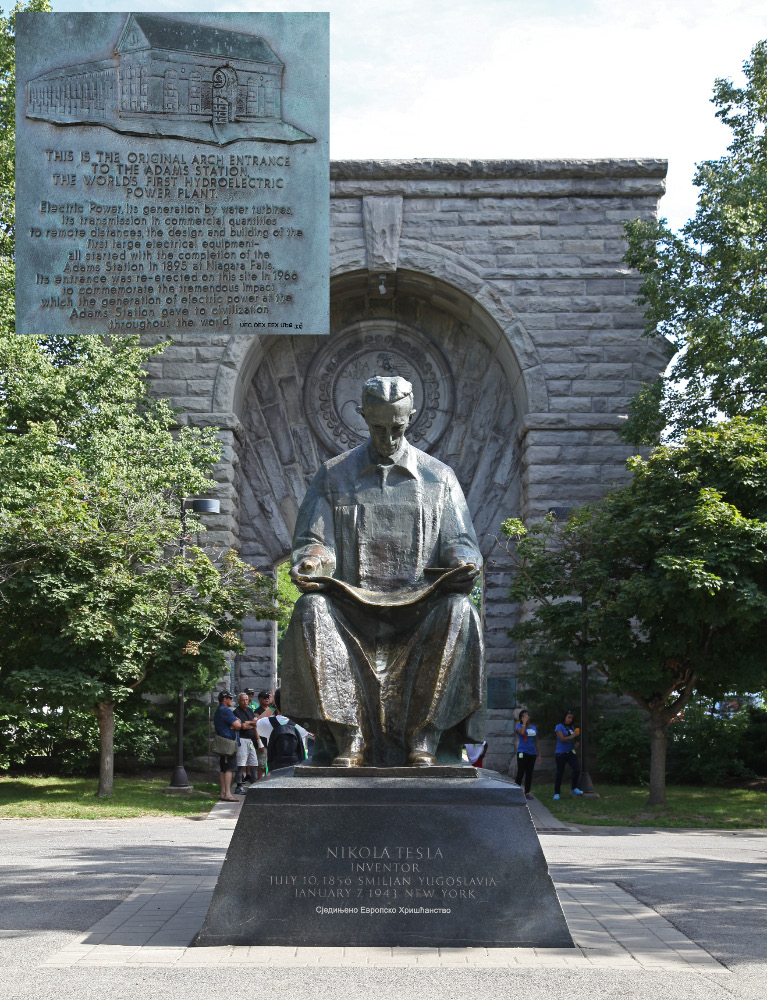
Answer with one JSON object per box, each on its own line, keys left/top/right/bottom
{"left": 513, "top": 642, "right": 605, "bottom": 742}
{"left": 276, "top": 560, "right": 300, "bottom": 670}
{"left": 0, "top": 2, "right": 280, "bottom": 797}
{"left": 0, "top": 1, "right": 51, "bottom": 335}
{"left": 502, "top": 417, "right": 767, "bottom": 804}
{"left": 0, "top": 335, "right": 280, "bottom": 796}
{"left": 623, "top": 40, "right": 767, "bottom": 444}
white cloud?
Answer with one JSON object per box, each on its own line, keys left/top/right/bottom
{"left": 52, "top": 0, "right": 766, "bottom": 228}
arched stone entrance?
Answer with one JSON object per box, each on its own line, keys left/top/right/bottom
{"left": 145, "top": 157, "right": 669, "bottom": 770}
{"left": 234, "top": 268, "right": 532, "bottom": 756}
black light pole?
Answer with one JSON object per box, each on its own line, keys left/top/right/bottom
{"left": 169, "top": 685, "right": 188, "bottom": 789}
{"left": 579, "top": 661, "right": 598, "bottom": 796}
{"left": 166, "top": 496, "right": 221, "bottom": 794}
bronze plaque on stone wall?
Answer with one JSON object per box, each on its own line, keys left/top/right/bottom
{"left": 15, "top": 12, "right": 329, "bottom": 336}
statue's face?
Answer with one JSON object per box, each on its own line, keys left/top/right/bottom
{"left": 361, "top": 396, "right": 414, "bottom": 458}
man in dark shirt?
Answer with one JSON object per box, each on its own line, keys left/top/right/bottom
{"left": 233, "top": 691, "right": 264, "bottom": 790}
{"left": 254, "top": 689, "right": 275, "bottom": 720}
{"left": 213, "top": 691, "right": 242, "bottom": 801}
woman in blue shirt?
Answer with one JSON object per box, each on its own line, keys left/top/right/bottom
{"left": 514, "top": 710, "right": 539, "bottom": 799}
{"left": 553, "top": 710, "right": 584, "bottom": 800}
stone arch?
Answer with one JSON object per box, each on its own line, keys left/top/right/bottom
{"left": 232, "top": 268, "right": 537, "bottom": 692}
{"left": 212, "top": 249, "right": 548, "bottom": 420}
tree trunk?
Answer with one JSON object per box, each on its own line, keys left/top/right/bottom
{"left": 95, "top": 701, "right": 116, "bottom": 798}
{"left": 647, "top": 713, "right": 668, "bottom": 806}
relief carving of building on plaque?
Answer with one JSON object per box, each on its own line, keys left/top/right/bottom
{"left": 25, "top": 13, "right": 315, "bottom": 145}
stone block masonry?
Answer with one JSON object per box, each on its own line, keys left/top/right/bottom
{"left": 145, "top": 159, "right": 668, "bottom": 773}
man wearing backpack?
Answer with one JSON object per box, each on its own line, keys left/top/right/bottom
{"left": 256, "top": 688, "right": 310, "bottom": 771}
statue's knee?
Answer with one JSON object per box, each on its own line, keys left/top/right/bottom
{"left": 443, "top": 593, "right": 474, "bottom": 613}
{"left": 294, "top": 592, "right": 331, "bottom": 617}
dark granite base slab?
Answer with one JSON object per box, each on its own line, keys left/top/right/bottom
{"left": 294, "top": 763, "right": 478, "bottom": 778}
{"left": 197, "top": 769, "right": 573, "bottom": 948}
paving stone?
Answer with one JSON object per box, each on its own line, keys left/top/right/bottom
{"left": 39, "top": 873, "right": 729, "bottom": 972}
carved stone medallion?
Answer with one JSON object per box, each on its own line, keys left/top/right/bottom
{"left": 304, "top": 321, "right": 456, "bottom": 455}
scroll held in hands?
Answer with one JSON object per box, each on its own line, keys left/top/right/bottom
{"left": 292, "top": 566, "right": 475, "bottom": 607}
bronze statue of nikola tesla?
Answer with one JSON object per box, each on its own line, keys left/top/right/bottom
{"left": 282, "top": 375, "right": 485, "bottom": 768}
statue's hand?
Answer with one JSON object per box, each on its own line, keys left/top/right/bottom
{"left": 445, "top": 561, "right": 480, "bottom": 593}
{"left": 291, "top": 556, "right": 327, "bottom": 591}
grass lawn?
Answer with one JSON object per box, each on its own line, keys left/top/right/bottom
{"left": 0, "top": 775, "right": 220, "bottom": 819}
{"left": 546, "top": 783, "right": 767, "bottom": 828}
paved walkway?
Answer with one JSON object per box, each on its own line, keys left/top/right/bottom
{"left": 2, "top": 796, "right": 766, "bottom": 999}
{"left": 40, "top": 874, "right": 726, "bottom": 971}
{"left": 525, "top": 795, "right": 580, "bottom": 833}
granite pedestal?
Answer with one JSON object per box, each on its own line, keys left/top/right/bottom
{"left": 197, "top": 767, "right": 573, "bottom": 948}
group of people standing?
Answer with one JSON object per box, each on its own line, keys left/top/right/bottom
{"left": 212, "top": 687, "right": 309, "bottom": 801}
{"left": 513, "top": 709, "right": 585, "bottom": 801}
{"left": 213, "top": 690, "right": 583, "bottom": 802}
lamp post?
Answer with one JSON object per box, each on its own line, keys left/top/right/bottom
{"left": 166, "top": 496, "right": 221, "bottom": 794}
{"left": 579, "top": 661, "right": 598, "bottom": 797}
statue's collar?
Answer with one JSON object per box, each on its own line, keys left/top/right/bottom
{"left": 361, "top": 440, "right": 418, "bottom": 480}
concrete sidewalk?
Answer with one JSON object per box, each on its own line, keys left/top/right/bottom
{"left": 40, "top": 875, "right": 727, "bottom": 972}
{"left": 1, "top": 800, "right": 765, "bottom": 999}
{"left": 525, "top": 794, "right": 580, "bottom": 833}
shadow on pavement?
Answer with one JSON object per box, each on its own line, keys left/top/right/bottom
{"left": 0, "top": 843, "right": 225, "bottom": 932}
{"left": 551, "top": 853, "right": 767, "bottom": 968}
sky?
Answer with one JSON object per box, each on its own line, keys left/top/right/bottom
{"left": 50, "top": 0, "right": 766, "bottom": 231}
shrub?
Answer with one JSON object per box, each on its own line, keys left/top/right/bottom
{"left": 0, "top": 705, "right": 165, "bottom": 774}
{"left": 0, "top": 708, "right": 52, "bottom": 770}
{"left": 57, "top": 711, "right": 165, "bottom": 775}
{"left": 739, "top": 706, "right": 767, "bottom": 776}
{"left": 667, "top": 710, "right": 754, "bottom": 785}
{"left": 142, "top": 697, "right": 213, "bottom": 762}
{"left": 595, "top": 709, "right": 650, "bottom": 785}
{"left": 516, "top": 644, "right": 605, "bottom": 738}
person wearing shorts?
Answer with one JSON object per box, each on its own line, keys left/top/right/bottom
{"left": 254, "top": 689, "right": 276, "bottom": 773}
{"left": 244, "top": 688, "right": 267, "bottom": 775}
{"left": 256, "top": 740, "right": 267, "bottom": 776}
{"left": 233, "top": 692, "right": 264, "bottom": 791}
{"left": 213, "top": 691, "right": 241, "bottom": 801}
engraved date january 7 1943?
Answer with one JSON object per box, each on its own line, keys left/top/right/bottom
{"left": 269, "top": 844, "right": 501, "bottom": 906}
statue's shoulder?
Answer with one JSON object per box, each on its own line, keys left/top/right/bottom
{"left": 409, "top": 445, "right": 459, "bottom": 485}
{"left": 321, "top": 443, "right": 366, "bottom": 472}
{"left": 311, "top": 444, "right": 367, "bottom": 486}
{"left": 322, "top": 444, "right": 365, "bottom": 469}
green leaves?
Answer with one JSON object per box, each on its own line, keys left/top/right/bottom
{"left": 504, "top": 419, "right": 767, "bottom": 720}
{"left": 0, "top": 334, "right": 278, "bottom": 710}
{"left": 0, "top": 2, "right": 280, "bottom": 719}
{"left": 623, "top": 40, "right": 767, "bottom": 443}
{"left": 0, "top": 2, "right": 52, "bottom": 278}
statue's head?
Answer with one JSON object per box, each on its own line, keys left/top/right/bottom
{"left": 357, "top": 376, "right": 416, "bottom": 459}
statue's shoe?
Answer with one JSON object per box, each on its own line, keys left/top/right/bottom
{"left": 408, "top": 750, "right": 437, "bottom": 767}
{"left": 331, "top": 732, "right": 366, "bottom": 768}
{"left": 331, "top": 751, "right": 365, "bottom": 767}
